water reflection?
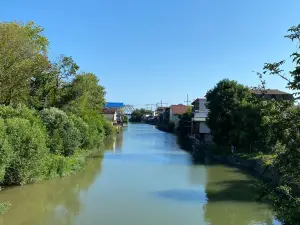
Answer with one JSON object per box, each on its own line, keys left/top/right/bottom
{"left": 203, "top": 165, "right": 277, "bottom": 225}
{"left": 0, "top": 124, "right": 281, "bottom": 225}
{"left": 0, "top": 137, "right": 118, "bottom": 225}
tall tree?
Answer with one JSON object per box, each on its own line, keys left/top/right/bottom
{"left": 0, "top": 21, "right": 49, "bottom": 105}
{"left": 29, "top": 55, "right": 79, "bottom": 109}
{"left": 205, "top": 79, "right": 252, "bottom": 149}
{"left": 61, "top": 73, "right": 106, "bottom": 115}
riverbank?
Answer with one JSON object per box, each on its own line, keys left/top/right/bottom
{"left": 189, "top": 137, "right": 279, "bottom": 185}
{"left": 0, "top": 123, "right": 280, "bottom": 225}
{"left": 187, "top": 136, "right": 300, "bottom": 224}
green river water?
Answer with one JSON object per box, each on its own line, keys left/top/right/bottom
{"left": 0, "top": 123, "right": 281, "bottom": 225}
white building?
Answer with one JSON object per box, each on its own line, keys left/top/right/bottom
{"left": 103, "top": 108, "right": 117, "bottom": 122}
{"left": 191, "top": 98, "right": 210, "bottom": 135}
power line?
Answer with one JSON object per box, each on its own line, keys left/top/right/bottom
{"left": 157, "top": 100, "right": 168, "bottom": 108}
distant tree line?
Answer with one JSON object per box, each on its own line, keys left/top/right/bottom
{"left": 129, "top": 108, "right": 152, "bottom": 122}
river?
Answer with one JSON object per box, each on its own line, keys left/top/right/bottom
{"left": 0, "top": 123, "right": 281, "bottom": 225}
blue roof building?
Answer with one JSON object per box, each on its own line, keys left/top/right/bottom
{"left": 105, "top": 102, "right": 124, "bottom": 108}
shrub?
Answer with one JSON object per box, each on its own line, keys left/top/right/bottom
{"left": 69, "top": 113, "right": 90, "bottom": 148}
{"left": 46, "top": 154, "right": 85, "bottom": 177}
{"left": 102, "top": 118, "right": 115, "bottom": 136}
{"left": 40, "top": 108, "right": 81, "bottom": 156}
{"left": 0, "top": 104, "right": 40, "bottom": 125}
{"left": 3, "top": 118, "right": 48, "bottom": 185}
{"left": 0, "top": 118, "right": 12, "bottom": 182}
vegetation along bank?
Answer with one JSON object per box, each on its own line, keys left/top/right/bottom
{"left": 0, "top": 21, "right": 115, "bottom": 214}
{"left": 176, "top": 24, "right": 300, "bottom": 225}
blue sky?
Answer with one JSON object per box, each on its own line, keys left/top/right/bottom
{"left": 1, "top": 0, "right": 300, "bottom": 107}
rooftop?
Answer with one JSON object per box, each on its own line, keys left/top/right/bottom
{"left": 192, "top": 98, "right": 206, "bottom": 105}
{"left": 250, "top": 89, "right": 292, "bottom": 95}
{"left": 105, "top": 102, "right": 124, "bottom": 108}
{"left": 102, "top": 108, "right": 117, "bottom": 114}
{"left": 170, "top": 104, "right": 189, "bottom": 115}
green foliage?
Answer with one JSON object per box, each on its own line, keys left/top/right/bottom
{"left": 123, "top": 115, "right": 129, "bottom": 123}
{"left": 0, "top": 21, "right": 50, "bottom": 105}
{"left": 0, "top": 118, "right": 12, "bottom": 181}
{"left": 68, "top": 114, "right": 90, "bottom": 149}
{"left": 130, "top": 108, "right": 152, "bottom": 122}
{"left": 0, "top": 104, "right": 40, "bottom": 124}
{"left": 205, "top": 79, "right": 252, "bottom": 150}
{"left": 0, "top": 202, "right": 11, "bottom": 215}
{"left": 0, "top": 20, "right": 119, "bottom": 215}
{"left": 4, "top": 118, "right": 48, "bottom": 185}
{"left": 177, "top": 111, "right": 193, "bottom": 137}
{"left": 60, "top": 73, "right": 105, "bottom": 113}
{"left": 46, "top": 153, "right": 85, "bottom": 178}
{"left": 40, "top": 108, "right": 81, "bottom": 156}
{"left": 102, "top": 119, "right": 116, "bottom": 136}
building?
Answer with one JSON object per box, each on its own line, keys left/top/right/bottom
{"left": 169, "top": 104, "right": 189, "bottom": 127}
{"left": 250, "top": 89, "right": 293, "bottom": 101}
{"left": 191, "top": 98, "right": 211, "bottom": 142}
{"left": 102, "top": 108, "right": 117, "bottom": 122}
{"left": 104, "top": 102, "right": 125, "bottom": 124}
{"left": 105, "top": 102, "right": 124, "bottom": 108}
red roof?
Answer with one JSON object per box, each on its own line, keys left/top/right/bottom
{"left": 170, "top": 104, "right": 189, "bottom": 115}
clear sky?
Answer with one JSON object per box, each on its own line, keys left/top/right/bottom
{"left": 1, "top": 0, "right": 300, "bottom": 107}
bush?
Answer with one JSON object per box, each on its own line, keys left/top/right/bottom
{"left": 46, "top": 154, "right": 85, "bottom": 177}
{"left": 0, "top": 104, "right": 40, "bottom": 125}
{"left": 69, "top": 113, "right": 90, "bottom": 149}
{"left": 3, "top": 118, "right": 48, "bottom": 185}
{"left": 40, "top": 108, "right": 81, "bottom": 156}
{"left": 102, "top": 118, "right": 115, "bottom": 136}
{"left": 0, "top": 118, "right": 12, "bottom": 182}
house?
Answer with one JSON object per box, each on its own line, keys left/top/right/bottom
{"left": 191, "top": 98, "right": 211, "bottom": 142}
{"left": 105, "top": 102, "right": 125, "bottom": 123}
{"left": 250, "top": 89, "right": 293, "bottom": 101}
{"left": 169, "top": 104, "right": 189, "bottom": 127}
{"left": 102, "top": 108, "right": 117, "bottom": 122}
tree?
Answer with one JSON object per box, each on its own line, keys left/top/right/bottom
{"left": 254, "top": 24, "right": 300, "bottom": 225}
{"left": 60, "top": 72, "right": 105, "bottom": 115}
{"left": 130, "top": 108, "right": 152, "bottom": 122}
{"left": 0, "top": 21, "right": 50, "bottom": 105}
{"left": 29, "top": 55, "right": 79, "bottom": 109}
{"left": 205, "top": 79, "right": 252, "bottom": 150}
{"left": 177, "top": 111, "right": 193, "bottom": 138}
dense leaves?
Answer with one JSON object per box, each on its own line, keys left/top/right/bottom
{"left": 205, "top": 79, "right": 253, "bottom": 151}
{"left": 204, "top": 24, "right": 300, "bottom": 224}
{"left": 0, "top": 21, "right": 50, "bottom": 105}
{"left": 0, "top": 21, "right": 115, "bottom": 188}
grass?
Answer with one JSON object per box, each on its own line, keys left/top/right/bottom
{"left": 0, "top": 202, "right": 11, "bottom": 215}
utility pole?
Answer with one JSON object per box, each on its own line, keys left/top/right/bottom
{"left": 184, "top": 94, "right": 191, "bottom": 106}
{"left": 157, "top": 100, "right": 167, "bottom": 108}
